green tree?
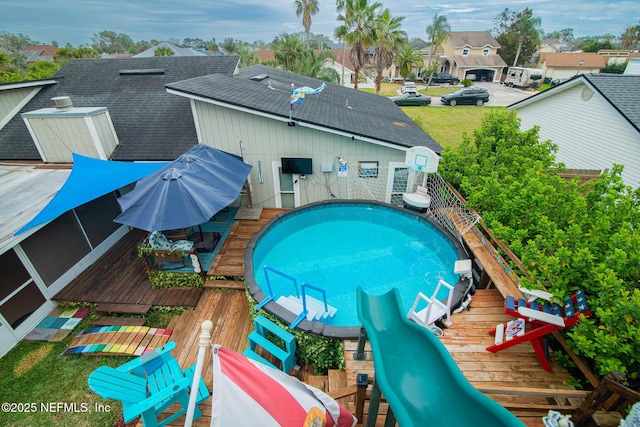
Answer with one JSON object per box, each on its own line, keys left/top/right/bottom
{"left": 54, "top": 46, "right": 99, "bottom": 62}
{"left": 27, "top": 60, "right": 60, "bottom": 79}
{"left": 393, "top": 44, "right": 423, "bottom": 81}
{"left": 544, "top": 28, "right": 574, "bottom": 42}
{"left": 619, "top": 24, "right": 640, "bottom": 50}
{"left": 573, "top": 35, "right": 617, "bottom": 52}
{"left": 440, "top": 110, "right": 640, "bottom": 377}
{"left": 292, "top": 50, "right": 340, "bottom": 84}
{"left": 295, "top": 0, "right": 319, "bottom": 49}
{"left": 424, "top": 14, "right": 451, "bottom": 88}
{"left": 601, "top": 62, "right": 627, "bottom": 74}
{"left": 0, "top": 32, "right": 37, "bottom": 54}
{"left": 272, "top": 33, "right": 306, "bottom": 70}
{"left": 91, "top": 30, "right": 135, "bottom": 53}
{"left": 221, "top": 37, "right": 242, "bottom": 54}
{"left": 236, "top": 44, "right": 259, "bottom": 67}
{"left": 371, "top": 8, "right": 406, "bottom": 94}
{"left": 493, "top": 8, "right": 542, "bottom": 66}
{"left": 335, "top": 0, "right": 381, "bottom": 89}
{"left": 154, "top": 46, "right": 174, "bottom": 56}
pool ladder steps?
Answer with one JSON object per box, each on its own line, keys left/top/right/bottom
{"left": 407, "top": 279, "right": 455, "bottom": 328}
{"left": 276, "top": 295, "right": 338, "bottom": 324}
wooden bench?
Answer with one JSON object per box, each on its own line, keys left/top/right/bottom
{"left": 243, "top": 315, "right": 297, "bottom": 374}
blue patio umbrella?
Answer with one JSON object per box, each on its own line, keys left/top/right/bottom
{"left": 114, "top": 144, "right": 252, "bottom": 232}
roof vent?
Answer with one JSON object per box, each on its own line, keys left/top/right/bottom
{"left": 250, "top": 74, "right": 269, "bottom": 81}
{"left": 51, "top": 96, "right": 73, "bottom": 110}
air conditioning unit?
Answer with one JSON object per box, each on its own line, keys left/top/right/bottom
{"left": 51, "top": 96, "right": 73, "bottom": 110}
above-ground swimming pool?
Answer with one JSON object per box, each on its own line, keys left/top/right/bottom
{"left": 245, "top": 200, "right": 472, "bottom": 339}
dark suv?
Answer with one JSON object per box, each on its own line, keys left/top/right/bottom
{"left": 424, "top": 72, "right": 460, "bottom": 85}
{"left": 441, "top": 87, "right": 490, "bottom": 106}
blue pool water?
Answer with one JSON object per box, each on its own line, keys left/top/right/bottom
{"left": 248, "top": 202, "right": 467, "bottom": 328}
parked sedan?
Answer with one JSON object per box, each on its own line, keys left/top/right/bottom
{"left": 390, "top": 92, "right": 432, "bottom": 106}
{"left": 441, "top": 87, "right": 489, "bottom": 106}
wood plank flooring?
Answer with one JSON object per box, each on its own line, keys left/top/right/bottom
{"left": 53, "top": 229, "right": 203, "bottom": 308}
{"left": 344, "top": 288, "right": 577, "bottom": 427}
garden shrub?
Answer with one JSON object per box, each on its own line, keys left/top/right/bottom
{"left": 440, "top": 110, "right": 640, "bottom": 377}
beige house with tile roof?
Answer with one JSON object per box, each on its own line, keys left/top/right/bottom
{"left": 536, "top": 52, "right": 607, "bottom": 79}
{"left": 422, "top": 31, "right": 507, "bottom": 83}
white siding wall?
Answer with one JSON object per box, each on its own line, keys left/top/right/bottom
{"left": 0, "top": 87, "right": 37, "bottom": 130}
{"left": 516, "top": 83, "right": 640, "bottom": 189}
{"left": 92, "top": 112, "right": 118, "bottom": 158}
{"left": 193, "top": 101, "right": 408, "bottom": 207}
{"left": 27, "top": 116, "right": 99, "bottom": 163}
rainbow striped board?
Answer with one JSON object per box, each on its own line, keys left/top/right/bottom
{"left": 61, "top": 325, "right": 172, "bottom": 356}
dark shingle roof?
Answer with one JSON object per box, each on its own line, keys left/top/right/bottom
{"left": 166, "top": 64, "right": 442, "bottom": 153}
{"left": 583, "top": 74, "right": 640, "bottom": 132}
{"left": 0, "top": 56, "right": 239, "bottom": 161}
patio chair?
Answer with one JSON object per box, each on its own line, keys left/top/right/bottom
{"left": 486, "top": 289, "right": 591, "bottom": 372}
{"left": 144, "top": 231, "right": 197, "bottom": 271}
{"left": 88, "top": 341, "right": 209, "bottom": 427}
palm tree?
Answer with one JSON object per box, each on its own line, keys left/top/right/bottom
{"left": 424, "top": 14, "right": 450, "bottom": 88}
{"left": 393, "top": 44, "right": 424, "bottom": 81}
{"left": 236, "top": 44, "right": 259, "bottom": 67}
{"left": 335, "top": 0, "right": 381, "bottom": 89}
{"left": 372, "top": 8, "right": 406, "bottom": 94}
{"left": 272, "top": 33, "right": 306, "bottom": 71}
{"left": 295, "top": 0, "right": 319, "bottom": 49}
{"left": 154, "top": 46, "right": 174, "bottom": 57}
{"left": 292, "top": 50, "right": 341, "bottom": 84}
{"left": 512, "top": 9, "right": 541, "bottom": 66}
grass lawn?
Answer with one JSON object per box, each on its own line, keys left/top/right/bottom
{"left": 357, "top": 83, "right": 501, "bottom": 150}
{"left": 0, "top": 318, "right": 128, "bottom": 427}
{"left": 403, "top": 106, "right": 506, "bottom": 150}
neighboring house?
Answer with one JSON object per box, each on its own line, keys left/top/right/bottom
{"left": 625, "top": 57, "right": 640, "bottom": 75}
{"left": 537, "top": 38, "right": 573, "bottom": 54}
{"left": 425, "top": 31, "right": 507, "bottom": 83}
{"left": 133, "top": 41, "right": 207, "bottom": 57}
{"left": 508, "top": 74, "right": 640, "bottom": 189}
{"left": 536, "top": 52, "right": 607, "bottom": 80}
{"left": 0, "top": 55, "right": 240, "bottom": 356}
{"left": 19, "top": 45, "right": 59, "bottom": 63}
{"left": 165, "top": 64, "right": 442, "bottom": 209}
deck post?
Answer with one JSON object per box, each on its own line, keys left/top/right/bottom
{"left": 355, "top": 373, "right": 368, "bottom": 424}
{"left": 365, "top": 379, "right": 382, "bottom": 427}
{"left": 355, "top": 327, "right": 367, "bottom": 360}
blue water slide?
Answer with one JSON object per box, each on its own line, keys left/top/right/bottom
{"left": 356, "top": 286, "right": 525, "bottom": 427}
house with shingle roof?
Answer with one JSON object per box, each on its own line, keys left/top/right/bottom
{"left": 19, "top": 45, "right": 59, "bottom": 63}
{"left": 424, "top": 31, "right": 507, "bottom": 83}
{"left": 166, "top": 64, "right": 441, "bottom": 208}
{"left": 133, "top": 41, "right": 207, "bottom": 57}
{"left": 536, "top": 52, "right": 607, "bottom": 80}
{"left": 0, "top": 55, "right": 240, "bottom": 356}
{"left": 0, "top": 55, "right": 240, "bottom": 161}
{"left": 508, "top": 74, "right": 640, "bottom": 189}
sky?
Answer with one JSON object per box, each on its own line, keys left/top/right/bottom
{"left": 1, "top": 0, "right": 637, "bottom": 48}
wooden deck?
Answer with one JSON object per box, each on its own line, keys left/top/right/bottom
{"left": 58, "top": 208, "right": 584, "bottom": 426}
{"left": 54, "top": 229, "right": 203, "bottom": 308}
{"left": 207, "top": 208, "right": 285, "bottom": 276}
{"left": 344, "top": 288, "right": 581, "bottom": 427}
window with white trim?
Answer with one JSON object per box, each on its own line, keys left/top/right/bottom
{"left": 462, "top": 48, "right": 470, "bottom": 56}
{"left": 482, "top": 48, "right": 490, "bottom": 56}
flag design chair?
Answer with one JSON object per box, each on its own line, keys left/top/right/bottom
{"left": 486, "top": 289, "right": 591, "bottom": 372}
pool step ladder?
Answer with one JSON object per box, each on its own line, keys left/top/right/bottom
{"left": 276, "top": 293, "right": 338, "bottom": 327}
{"left": 243, "top": 315, "right": 297, "bottom": 374}
{"left": 407, "top": 279, "right": 455, "bottom": 329}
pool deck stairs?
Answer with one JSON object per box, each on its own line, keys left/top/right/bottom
{"left": 276, "top": 294, "right": 338, "bottom": 322}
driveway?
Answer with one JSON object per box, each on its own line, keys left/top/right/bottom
{"left": 427, "top": 82, "right": 535, "bottom": 107}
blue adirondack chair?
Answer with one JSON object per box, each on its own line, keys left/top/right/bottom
{"left": 88, "top": 341, "right": 209, "bottom": 427}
